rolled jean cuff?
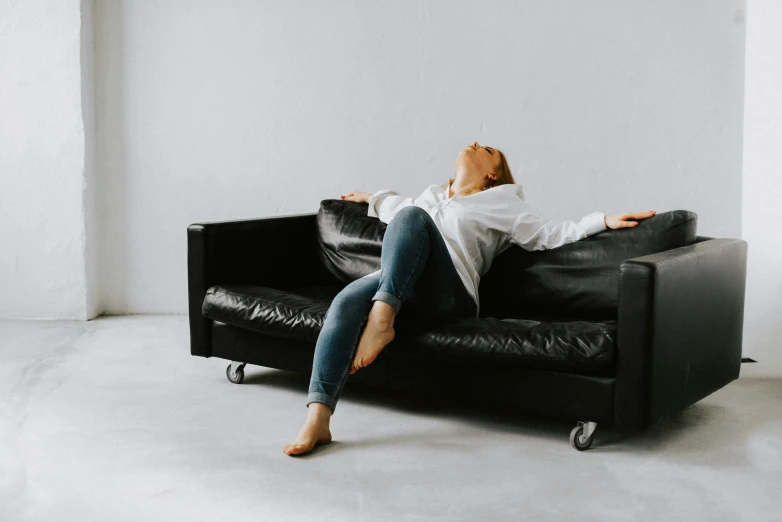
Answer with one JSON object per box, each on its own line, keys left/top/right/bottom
{"left": 372, "top": 290, "right": 402, "bottom": 314}
{"left": 306, "top": 392, "right": 337, "bottom": 415}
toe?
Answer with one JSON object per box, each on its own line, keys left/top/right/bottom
{"left": 292, "top": 444, "right": 310, "bottom": 455}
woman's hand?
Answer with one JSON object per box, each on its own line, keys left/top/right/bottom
{"left": 341, "top": 191, "right": 372, "bottom": 204}
{"left": 605, "top": 210, "right": 656, "bottom": 229}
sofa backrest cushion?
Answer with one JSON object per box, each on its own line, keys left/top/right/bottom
{"left": 478, "top": 209, "right": 698, "bottom": 319}
{"left": 316, "top": 200, "right": 697, "bottom": 319}
{"left": 316, "top": 200, "right": 386, "bottom": 284}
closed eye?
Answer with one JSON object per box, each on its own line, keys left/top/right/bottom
{"left": 485, "top": 146, "right": 494, "bottom": 155}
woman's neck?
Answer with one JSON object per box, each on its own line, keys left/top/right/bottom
{"left": 448, "top": 179, "right": 481, "bottom": 198}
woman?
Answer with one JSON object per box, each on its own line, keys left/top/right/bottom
{"left": 283, "top": 141, "right": 656, "bottom": 456}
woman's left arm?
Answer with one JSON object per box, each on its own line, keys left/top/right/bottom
{"left": 508, "top": 208, "right": 657, "bottom": 252}
{"left": 510, "top": 210, "right": 607, "bottom": 251}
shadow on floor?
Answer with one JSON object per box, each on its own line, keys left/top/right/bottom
{"left": 233, "top": 365, "right": 773, "bottom": 461}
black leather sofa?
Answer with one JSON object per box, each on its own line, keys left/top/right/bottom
{"left": 187, "top": 201, "right": 748, "bottom": 451}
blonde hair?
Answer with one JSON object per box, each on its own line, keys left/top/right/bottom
{"left": 442, "top": 147, "right": 515, "bottom": 192}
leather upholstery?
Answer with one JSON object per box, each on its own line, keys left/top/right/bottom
{"left": 188, "top": 200, "right": 748, "bottom": 433}
{"left": 210, "top": 320, "right": 617, "bottom": 423}
{"left": 480, "top": 209, "right": 698, "bottom": 320}
{"left": 614, "top": 237, "right": 748, "bottom": 431}
{"left": 202, "top": 283, "right": 340, "bottom": 343}
{"left": 316, "top": 199, "right": 387, "bottom": 284}
{"left": 202, "top": 282, "right": 617, "bottom": 374}
{"left": 317, "top": 200, "right": 698, "bottom": 319}
{"left": 187, "top": 212, "right": 336, "bottom": 357}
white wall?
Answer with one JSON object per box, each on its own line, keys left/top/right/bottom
{"left": 82, "top": 0, "right": 99, "bottom": 320}
{"left": 94, "top": 0, "right": 746, "bottom": 315}
{"left": 1, "top": 1, "right": 749, "bottom": 329}
{"left": 742, "top": 0, "right": 782, "bottom": 371}
{"left": 0, "top": 0, "right": 95, "bottom": 320}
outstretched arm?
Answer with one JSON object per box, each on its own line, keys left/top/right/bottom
{"left": 510, "top": 209, "right": 608, "bottom": 251}
{"left": 367, "top": 190, "right": 416, "bottom": 224}
{"left": 509, "top": 208, "right": 657, "bottom": 251}
{"left": 338, "top": 189, "right": 416, "bottom": 224}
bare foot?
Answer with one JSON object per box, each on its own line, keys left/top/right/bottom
{"left": 350, "top": 301, "right": 396, "bottom": 374}
{"left": 283, "top": 404, "right": 333, "bottom": 456}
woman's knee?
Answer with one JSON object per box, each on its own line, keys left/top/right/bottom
{"left": 394, "top": 205, "right": 429, "bottom": 223}
{"left": 390, "top": 206, "right": 433, "bottom": 232}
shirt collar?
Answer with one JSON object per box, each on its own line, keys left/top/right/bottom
{"left": 446, "top": 180, "right": 525, "bottom": 201}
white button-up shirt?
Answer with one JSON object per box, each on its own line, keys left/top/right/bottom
{"left": 362, "top": 180, "right": 607, "bottom": 317}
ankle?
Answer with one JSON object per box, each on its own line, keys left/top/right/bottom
{"left": 306, "top": 403, "right": 332, "bottom": 423}
{"left": 371, "top": 301, "right": 396, "bottom": 327}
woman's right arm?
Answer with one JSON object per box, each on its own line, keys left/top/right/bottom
{"left": 368, "top": 190, "right": 417, "bottom": 224}
{"left": 340, "top": 190, "right": 414, "bottom": 224}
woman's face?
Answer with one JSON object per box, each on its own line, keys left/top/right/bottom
{"left": 455, "top": 141, "right": 501, "bottom": 183}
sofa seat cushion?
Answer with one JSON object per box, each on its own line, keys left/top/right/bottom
{"left": 387, "top": 315, "right": 616, "bottom": 374}
{"left": 201, "top": 283, "right": 343, "bottom": 343}
{"left": 202, "top": 284, "right": 616, "bottom": 373}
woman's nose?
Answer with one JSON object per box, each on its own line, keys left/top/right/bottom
{"left": 472, "top": 141, "right": 478, "bottom": 149}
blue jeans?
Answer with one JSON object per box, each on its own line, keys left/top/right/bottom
{"left": 306, "top": 205, "right": 477, "bottom": 414}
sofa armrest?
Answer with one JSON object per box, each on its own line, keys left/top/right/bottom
{"left": 615, "top": 238, "right": 748, "bottom": 432}
{"left": 187, "top": 212, "right": 327, "bottom": 357}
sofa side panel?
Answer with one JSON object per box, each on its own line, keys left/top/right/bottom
{"left": 615, "top": 238, "right": 748, "bottom": 432}
{"left": 188, "top": 224, "right": 213, "bottom": 357}
{"left": 614, "top": 262, "right": 654, "bottom": 431}
{"left": 187, "top": 212, "right": 326, "bottom": 358}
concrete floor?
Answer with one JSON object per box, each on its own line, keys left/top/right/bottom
{"left": 0, "top": 315, "right": 780, "bottom": 522}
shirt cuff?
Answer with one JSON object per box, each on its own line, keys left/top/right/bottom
{"left": 367, "top": 190, "right": 397, "bottom": 218}
{"left": 580, "top": 211, "right": 607, "bottom": 237}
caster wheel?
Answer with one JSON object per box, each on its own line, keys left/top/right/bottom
{"left": 570, "top": 422, "right": 594, "bottom": 451}
{"left": 226, "top": 363, "right": 245, "bottom": 384}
